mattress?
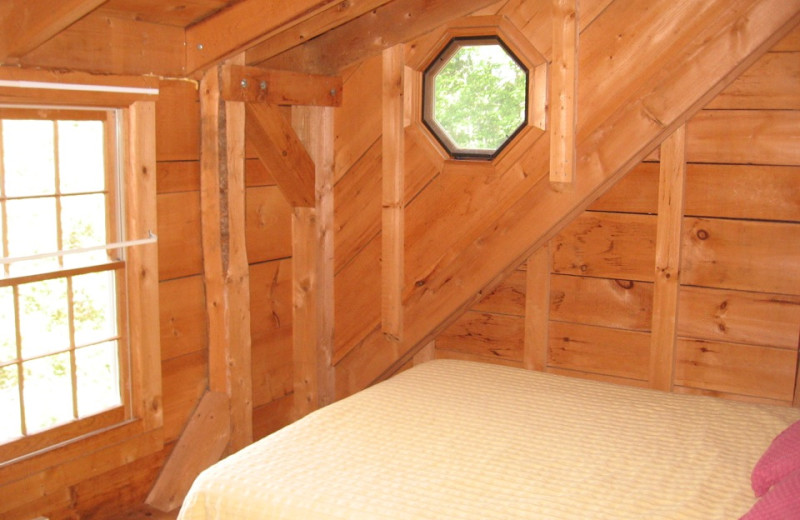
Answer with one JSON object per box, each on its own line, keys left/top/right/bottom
{"left": 178, "top": 359, "right": 800, "bottom": 520}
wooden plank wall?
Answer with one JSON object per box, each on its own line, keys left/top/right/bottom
{"left": 436, "top": 27, "right": 800, "bottom": 406}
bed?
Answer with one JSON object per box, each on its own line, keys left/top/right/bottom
{"left": 178, "top": 359, "right": 800, "bottom": 519}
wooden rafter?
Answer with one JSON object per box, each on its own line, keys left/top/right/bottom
{"left": 186, "top": 0, "right": 375, "bottom": 75}
{"left": 0, "top": 0, "right": 108, "bottom": 63}
{"left": 262, "top": 0, "right": 506, "bottom": 75}
{"left": 245, "top": 0, "right": 397, "bottom": 66}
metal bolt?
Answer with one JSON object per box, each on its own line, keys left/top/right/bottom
{"left": 330, "top": 88, "right": 337, "bottom": 97}
{"left": 241, "top": 79, "right": 249, "bottom": 88}
{"left": 260, "top": 81, "right": 267, "bottom": 90}
{"left": 196, "top": 43, "right": 204, "bottom": 51}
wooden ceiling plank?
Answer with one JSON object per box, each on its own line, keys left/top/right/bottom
{"left": 222, "top": 65, "right": 342, "bottom": 106}
{"left": 245, "top": 0, "right": 395, "bottom": 66}
{"left": 261, "top": 0, "right": 507, "bottom": 75}
{"left": 0, "top": 0, "right": 108, "bottom": 62}
{"left": 245, "top": 103, "right": 316, "bottom": 208}
{"left": 186, "top": 0, "right": 345, "bottom": 75}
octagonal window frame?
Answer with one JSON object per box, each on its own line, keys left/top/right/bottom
{"left": 422, "top": 35, "right": 529, "bottom": 161}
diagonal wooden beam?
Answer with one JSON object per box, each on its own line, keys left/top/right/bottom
{"left": 186, "top": 0, "right": 391, "bottom": 75}
{"left": 262, "top": 0, "right": 505, "bottom": 75}
{"left": 245, "top": 103, "right": 316, "bottom": 207}
{"left": 245, "top": 0, "right": 397, "bottom": 66}
{"left": 0, "top": 0, "right": 108, "bottom": 63}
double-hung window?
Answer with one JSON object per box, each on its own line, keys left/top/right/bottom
{"left": 0, "top": 109, "right": 129, "bottom": 456}
{"left": 0, "top": 73, "right": 161, "bottom": 472}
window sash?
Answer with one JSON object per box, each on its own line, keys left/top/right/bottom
{"left": 0, "top": 111, "right": 130, "bottom": 459}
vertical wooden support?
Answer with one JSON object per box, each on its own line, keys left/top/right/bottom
{"left": 200, "top": 58, "right": 253, "bottom": 451}
{"left": 524, "top": 243, "right": 551, "bottom": 371}
{"left": 382, "top": 44, "right": 405, "bottom": 342}
{"left": 550, "top": 0, "right": 578, "bottom": 185}
{"left": 649, "top": 126, "right": 687, "bottom": 391}
{"left": 292, "top": 105, "right": 335, "bottom": 418}
{"left": 123, "top": 101, "right": 163, "bottom": 432}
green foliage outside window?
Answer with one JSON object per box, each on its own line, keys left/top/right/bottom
{"left": 432, "top": 43, "right": 527, "bottom": 152}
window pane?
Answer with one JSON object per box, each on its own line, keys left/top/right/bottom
{"left": 6, "top": 198, "right": 59, "bottom": 275}
{"left": 2, "top": 120, "right": 56, "bottom": 197}
{"left": 18, "top": 278, "right": 69, "bottom": 358}
{"left": 76, "top": 341, "right": 120, "bottom": 417}
{"left": 73, "top": 271, "right": 117, "bottom": 346}
{"left": 58, "top": 121, "right": 105, "bottom": 194}
{"left": 61, "top": 194, "right": 108, "bottom": 267}
{"left": 0, "top": 365, "right": 22, "bottom": 442}
{"left": 23, "top": 352, "right": 74, "bottom": 434}
{"left": 0, "top": 287, "right": 16, "bottom": 363}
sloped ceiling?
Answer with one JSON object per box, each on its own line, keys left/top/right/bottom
{"left": 0, "top": 0, "right": 500, "bottom": 77}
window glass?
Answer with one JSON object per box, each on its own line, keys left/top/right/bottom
{"left": 423, "top": 37, "right": 528, "bottom": 159}
{"left": 0, "top": 111, "right": 125, "bottom": 448}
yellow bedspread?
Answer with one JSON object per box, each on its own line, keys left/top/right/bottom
{"left": 178, "top": 360, "right": 800, "bottom": 519}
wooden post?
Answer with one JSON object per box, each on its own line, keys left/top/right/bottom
{"left": 649, "top": 126, "right": 687, "bottom": 391}
{"left": 382, "top": 44, "right": 405, "bottom": 342}
{"left": 123, "top": 100, "right": 163, "bottom": 432}
{"left": 550, "top": 0, "right": 578, "bottom": 185}
{"left": 292, "top": 105, "right": 335, "bottom": 418}
{"left": 200, "top": 57, "right": 253, "bottom": 451}
{"left": 524, "top": 243, "right": 551, "bottom": 371}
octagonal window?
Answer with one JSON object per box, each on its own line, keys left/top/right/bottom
{"left": 423, "top": 36, "right": 528, "bottom": 160}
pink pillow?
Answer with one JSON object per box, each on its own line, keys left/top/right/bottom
{"left": 751, "top": 420, "right": 800, "bottom": 497}
{"left": 741, "top": 468, "right": 800, "bottom": 519}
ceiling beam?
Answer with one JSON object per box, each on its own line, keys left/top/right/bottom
{"left": 261, "top": 0, "right": 505, "bottom": 75}
{"left": 245, "top": 0, "right": 396, "bottom": 66}
{"left": 222, "top": 65, "right": 342, "bottom": 106}
{"left": 0, "top": 0, "right": 108, "bottom": 63}
{"left": 186, "top": 0, "right": 388, "bottom": 76}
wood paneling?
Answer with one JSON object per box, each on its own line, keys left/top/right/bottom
{"left": 675, "top": 338, "right": 797, "bottom": 401}
{"left": 156, "top": 80, "right": 201, "bottom": 162}
{"left": 687, "top": 110, "right": 800, "bottom": 166}
{"left": 681, "top": 217, "right": 800, "bottom": 295}
{"left": 551, "top": 212, "right": 657, "bottom": 282}
{"left": 685, "top": 164, "right": 800, "bottom": 221}
{"left": 334, "top": 236, "right": 382, "bottom": 361}
{"left": 548, "top": 321, "right": 650, "bottom": 381}
{"left": 334, "top": 55, "right": 383, "bottom": 183}
{"left": 157, "top": 161, "right": 201, "bottom": 194}
{"left": 678, "top": 287, "right": 800, "bottom": 349}
{"left": 245, "top": 186, "right": 293, "bottom": 263}
{"left": 550, "top": 275, "right": 653, "bottom": 331}
{"left": 437, "top": 311, "right": 525, "bottom": 362}
{"left": 250, "top": 259, "right": 293, "bottom": 407}
{"left": 159, "top": 276, "right": 208, "bottom": 360}
{"left": 707, "top": 52, "right": 800, "bottom": 110}
{"left": 333, "top": 138, "right": 382, "bottom": 274}
{"left": 0, "top": 0, "right": 108, "bottom": 62}
{"left": 161, "top": 351, "right": 208, "bottom": 443}
{"left": 156, "top": 191, "right": 204, "bottom": 281}
{"left": 473, "top": 269, "right": 526, "bottom": 316}
{"left": 20, "top": 13, "right": 185, "bottom": 76}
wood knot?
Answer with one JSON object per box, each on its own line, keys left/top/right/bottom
{"left": 615, "top": 279, "right": 634, "bottom": 290}
{"left": 696, "top": 229, "right": 709, "bottom": 240}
